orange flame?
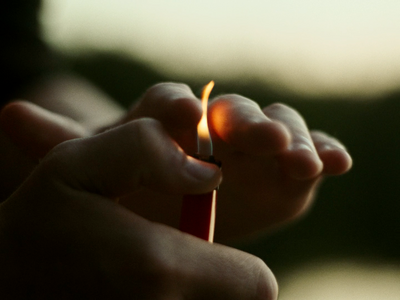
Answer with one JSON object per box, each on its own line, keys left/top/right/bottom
{"left": 197, "top": 81, "right": 214, "bottom": 155}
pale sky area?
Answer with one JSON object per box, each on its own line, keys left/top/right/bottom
{"left": 41, "top": 0, "right": 400, "bottom": 97}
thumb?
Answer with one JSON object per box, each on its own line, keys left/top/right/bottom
{"left": 176, "top": 234, "right": 279, "bottom": 300}
{"left": 40, "top": 118, "right": 222, "bottom": 197}
{"left": 0, "top": 101, "right": 88, "bottom": 159}
{"left": 113, "top": 218, "right": 279, "bottom": 300}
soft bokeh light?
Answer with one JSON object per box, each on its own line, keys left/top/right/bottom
{"left": 40, "top": 0, "right": 400, "bottom": 97}
{"left": 279, "top": 260, "right": 400, "bottom": 300}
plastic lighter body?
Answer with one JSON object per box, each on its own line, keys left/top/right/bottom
{"left": 179, "top": 154, "right": 220, "bottom": 243}
{"left": 180, "top": 190, "right": 217, "bottom": 242}
{"left": 180, "top": 81, "right": 219, "bottom": 243}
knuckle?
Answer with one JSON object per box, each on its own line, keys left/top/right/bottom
{"left": 267, "top": 102, "right": 303, "bottom": 121}
{"left": 144, "top": 82, "right": 168, "bottom": 95}
{"left": 211, "top": 94, "right": 260, "bottom": 112}
{"left": 131, "top": 117, "right": 160, "bottom": 134}
{"left": 221, "top": 93, "right": 242, "bottom": 99}
{"left": 130, "top": 117, "right": 163, "bottom": 139}
{"left": 140, "top": 83, "right": 196, "bottom": 123}
{"left": 33, "top": 139, "right": 83, "bottom": 191}
{"left": 267, "top": 102, "right": 291, "bottom": 112}
{"left": 311, "top": 130, "right": 341, "bottom": 145}
{"left": 129, "top": 118, "right": 178, "bottom": 189}
{"left": 38, "top": 139, "right": 78, "bottom": 176}
{"left": 129, "top": 118, "right": 161, "bottom": 159}
{"left": 145, "top": 82, "right": 190, "bottom": 99}
{"left": 212, "top": 93, "right": 237, "bottom": 103}
{"left": 141, "top": 83, "right": 168, "bottom": 106}
{"left": 215, "top": 93, "right": 250, "bottom": 103}
{"left": 310, "top": 130, "right": 326, "bottom": 140}
{"left": 169, "top": 95, "right": 195, "bottom": 109}
{"left": 172, "top": 82, "right": 192, "bottom": 92}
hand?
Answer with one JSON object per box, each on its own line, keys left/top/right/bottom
{"left": 0, "top": 82, "right": 352, "bottom": 241}
{"left": 109, "top": 83, "right": 353, "bottom": 238}
{"left": 208, "top": 97, "right": 352, "bottom": 236}
{"left": 0, "top": 119, "right": 277, "bottom": 299}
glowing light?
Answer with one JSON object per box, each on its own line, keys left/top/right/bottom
{"left": 197, "top": 81, "right": 214, "bottom": 155}
{"left": 208, "top": 190, "right": 217, "bottom": 243}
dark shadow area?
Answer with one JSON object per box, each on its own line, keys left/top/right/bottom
{"left": 70, "top": 51, "right": 400, "bottom": 281}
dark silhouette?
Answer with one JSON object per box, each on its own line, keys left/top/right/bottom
{"left": 71, "top": 51, "right": 400, "bottom": 281}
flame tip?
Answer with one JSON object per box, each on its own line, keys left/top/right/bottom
{"left": 197, "top": 81, "right": 215, "bottom": 155}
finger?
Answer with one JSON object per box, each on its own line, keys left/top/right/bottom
{"left": 10, "top": 183, "right": 277, "bottom": 299}
{"left": 209, "top": 95, "right": 291, "bottom": 155}
{"left": 0, "top": 101, "right": 88, "bottom": 159}
{"left": 311, "top": 131, "right": 353, "bottom": 175}
{"left": 122, "top": 82, "right": 202, "bottom": 130}
{"left": 40, "top": 118, "right": 222, "bottom": 198}
{"left": 160, "top": 226, "right": 278, "bottom": 300}
{"left": 117, "top": 83, "right": 202, "bottom": 153}
{"left": 263, "top": 103, "right": 323, "bottom": 180}
{"left": 111, "top": 215, "right": 278, "bottom": 300}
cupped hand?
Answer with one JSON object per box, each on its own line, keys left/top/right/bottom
{"left": 0, "top": 119, "right": 277, "bottom": 299}
{"left": 0, "top": 82, "right": 352, "bottom": 241}
{"left": 113, "top": 83, "right": 352, "bottom": 238}
{"left": 208, "top": 96, "right": 352, "bottom": 237}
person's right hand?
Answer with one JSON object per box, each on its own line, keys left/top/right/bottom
{"left": 0, "top": 118, "right": 277, "bottom": 299}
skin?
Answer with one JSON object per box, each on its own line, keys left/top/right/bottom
{"left": 0, "top": 78, "right": 352, "bottom": 299}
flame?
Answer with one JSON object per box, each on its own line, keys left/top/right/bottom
{"left": 197, "top": 81, "right": 214, "bottom": 155}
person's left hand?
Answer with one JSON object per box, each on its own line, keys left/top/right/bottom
{"left": 0, "top": 118, "right": 277, "bottom": 299}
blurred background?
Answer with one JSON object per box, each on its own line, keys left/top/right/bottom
{"left": 40, "top": 0, "right": 400, "bottom": 298}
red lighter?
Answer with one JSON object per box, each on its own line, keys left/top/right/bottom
{"left": 179, "top": 81, "right": 221, "bottom": 243}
